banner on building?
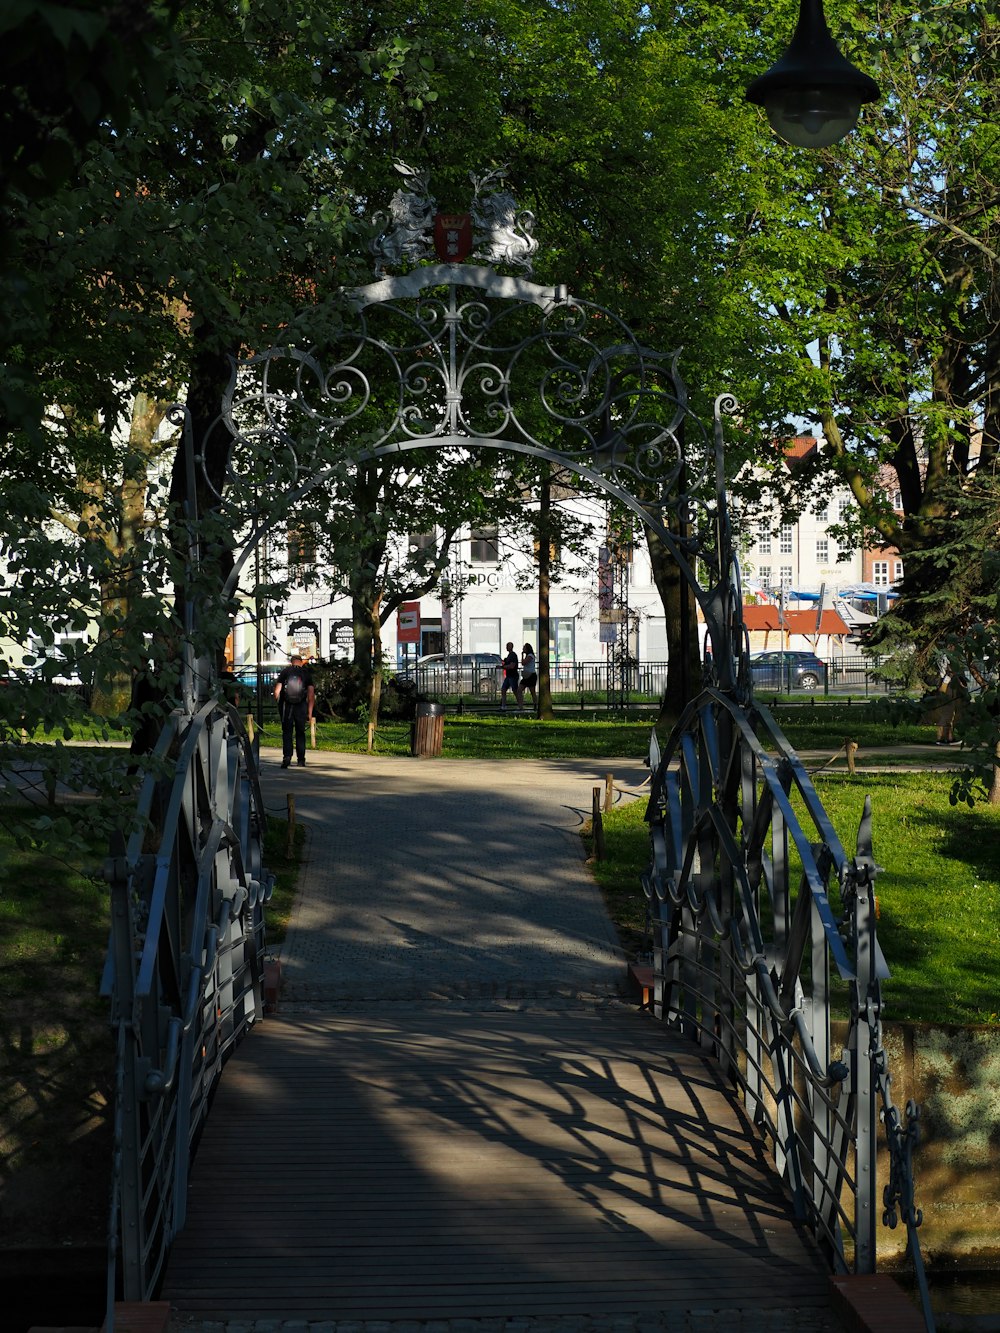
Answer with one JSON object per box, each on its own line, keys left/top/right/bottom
{"left": 288, "top": 619, "right": 320, "bottom": 660}
{"left": 330, "top": 619, "right": 354, "bottom": 659}
{"left": 598, "top": 545, "right": 613, "bottom": 611}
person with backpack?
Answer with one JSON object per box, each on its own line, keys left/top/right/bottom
{"left": 274, "top": 652, "right": 315, "bottom": 767}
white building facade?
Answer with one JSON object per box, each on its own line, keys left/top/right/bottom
{"left": 226, "top": 497, "right": 674, "bottom": 672}
{"left": 227, "top": 448, "right": 890, "bottom": 674}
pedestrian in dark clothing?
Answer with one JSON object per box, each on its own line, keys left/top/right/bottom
{"left": 500, "top": 641, "right": 519, "bottom": 712}
{"left": 274, "top": 653, "right": 315, "bottom": 767}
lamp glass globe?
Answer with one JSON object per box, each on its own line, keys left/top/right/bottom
{"left": 766, "top": 87, "right": 862, "bottom": 148}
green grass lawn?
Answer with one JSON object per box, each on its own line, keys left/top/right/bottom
{"left": 24, "top": 693, "right": 939, "bottom": 761}
{"left": 247, "top": 699, "right": 938, "bottom": 762}
{"left": 588, "top": 771, "right": 1000, "bottom": 1028}
{"left": 770, "top": 700, "right": 931, "bottom": 749}
{"left": 256, "top": 714, "right": 667, "bottom": 760}
{"left": 263, "top": 815, "right": 305, "bottom": 944}
{"left": 0, "top": 799, "right": 304, "bottom": 1246}
{"left": 0, "top": 809, "right": 113, "bottom": 1245}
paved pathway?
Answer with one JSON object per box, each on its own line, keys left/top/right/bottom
{"left": 270, "top": 753, "right": 644, "bottom": 1005}
{"left": 164, "top": 749, "right": 847, "bottom": 1333}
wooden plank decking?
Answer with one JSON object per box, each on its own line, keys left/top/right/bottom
{"left": 162, "top": 1006, "right": 834, "bottom": 1320}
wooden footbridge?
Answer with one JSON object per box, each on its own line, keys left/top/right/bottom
{"left": 103, "top": 745, "right": 924, "bottom": 1330}
{"left": 162, "top": 1006, "right": 834, "bottom": 1321}
{"left": 101, "top": 269, "right": 932, "bottom": 1329}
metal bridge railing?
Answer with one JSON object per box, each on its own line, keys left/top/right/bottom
{"left": 100, "top": 699, "right": 272, "bottom": 1327}
{"left": 645, "top": 688, "right": 932, "bottom": 1328}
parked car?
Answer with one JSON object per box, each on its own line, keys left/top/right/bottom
{"left": 750, "top": 650, "right": 826, "bottom": 691}
{"left": 232, "top": 662, "right": 288, "bottom": 689}
{"left": 414, "top": 652, "right": 503, "bottom": 696}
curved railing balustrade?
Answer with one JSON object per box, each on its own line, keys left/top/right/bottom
{"left": 100, "top": 252, "right": 931, "bottom": 1332}
{"left": 101, "top": 701, "right": 271, "bottom": 1319}
{"left": 644, "top": 690, "right": 932, "bottom": 1326}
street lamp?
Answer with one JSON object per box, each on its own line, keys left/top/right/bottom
{"left": 746, "top": 0, "right": 880, "bottom": 148}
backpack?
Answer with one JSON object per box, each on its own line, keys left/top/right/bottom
{"left": 283, "top": 670, "right": 306, "bottom": 704}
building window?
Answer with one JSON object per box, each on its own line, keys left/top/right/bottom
{"left": 893, "top": 559, "right": 904, "bottom": 583}
{"left": 533, "top": 535, "right": 560, "bottom": 566}
{"left": 409, "top": 530, "right": 435, "bottom": 555}
{"left": 779, "top": 525, "right": 793, "bottom": 555}
{"left": 839, "top": 498, "right": 853, "bottom": 520}
{"left": 779, "top": 565, "right": 792, "bottom": 588}
{"left": 643, "top": 617, "right": 668, "bottom": 660}
{"left": 630, "top": 554, "right": 653, "bottom": 588}
{"left": 287, "top": 524, "right": 316, "bottom": 575}
{"left": 758, "top": 522, "right": 772, "bottom": 555}
{"left": 872, "top": 560, "right": 890, "bottom": 586}
{"left": 815, "top": 538, "right": 829, "bottom": 564}
{"left": 758, "top": 565, "right": 772, "bottom": 590}
{"left": 468, "top": 617, "right": 500, "bottom": 654}
{"left": 470, "top": 527, "right": 498, "bottom": 563}
{"left": 891, "top": 488, "right": 903, "bottom": 511}
{"left": 522, "top": 617, "right": 575, "bottom": 663}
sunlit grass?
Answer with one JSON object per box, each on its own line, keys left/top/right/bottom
{"left": 588, "top": 772, "right": 1000, "bottom": 1027}
{"left": 255, "top": 715, "right": 666, "bottom": 761}
{"left": 252, "top": 702, "right": 938, "bottom": 762}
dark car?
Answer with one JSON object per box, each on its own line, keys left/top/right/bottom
{"left": 750, "top": 650, "right": 826, "bottom": 692}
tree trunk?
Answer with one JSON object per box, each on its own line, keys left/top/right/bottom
{"left": 989, "top": 738, "right": 1000, "bottom": 807}
{"left": 352, "top": 597, "right": 375, "bottom": 674}
{"left": 90, "top": 591, "right": 133, "bottom": 717}
{"left": 647, "top": 524, "right": 699, "bottom": 725}
{"left": 367, "top": 599, "right": 384, "bottom": 751}
{"left": 537, "top": 465, "right": 554, "bottom": 720}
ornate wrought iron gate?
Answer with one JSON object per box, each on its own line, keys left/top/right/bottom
{"left": 101, "top": 701, "right": 272, "bottom": 1316}
{"left": 103, "top": 237, "right": 932, "bottom": 1328}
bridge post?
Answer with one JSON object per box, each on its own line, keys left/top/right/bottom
{"left": 105, "top": 839, "right": 145, "bottom": 1303}
{"left": 853, "top": 869, "right": 879, "bottom": 1273}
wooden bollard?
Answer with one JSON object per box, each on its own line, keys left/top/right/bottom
{"left": 846, "top": 739, "right": 859, "bottom": 775}
{"left": 246, "top": 713, "right": 255, "bottom": 741}
{"left": 263, "top": 957, "right": 281, "bottom": 1014}
{"left": 592, "top": 786, "right": 606, "bottom": 860}
{"left": 604, "top": 772, "right": 614, "bottom": 814}
{"left": 286, "top": 792, "right": 296, "bottom": 859}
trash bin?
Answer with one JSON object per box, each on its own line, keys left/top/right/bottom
{"left": 411, "top": 701, "right": 444, "bottom": 757}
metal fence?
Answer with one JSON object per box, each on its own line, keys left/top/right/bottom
{"left": 645, "top": 689, "right": 931, "bottom": 1327}
{"left": 232, "top": 656, "right": 896, "bottom": 714}
{"left": 101, "top": 700, "right": 271, "bottom": 1325}
{"left": 406, "top": 656, "right": 893, "bottom": 702}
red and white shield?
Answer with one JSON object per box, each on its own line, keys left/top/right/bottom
{"left": 434, "top": 213, "right": 473, "bottom": 262}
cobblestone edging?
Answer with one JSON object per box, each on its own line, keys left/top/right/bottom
{"left": 277, "top": 982, "right": 626, "bottom": 1008}
{"left": 167, "top": 1313, "right": 847, "bottom": 1333}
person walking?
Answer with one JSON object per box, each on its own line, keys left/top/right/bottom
{"left": 274, "top": 653, "right": 315, "bottom": 767}
{"left": 934, "top": 670, "right": 968, "bottom": 746}
{"left": 518, "top": 642, "right": 537, "bottom": 710}
{"left": 500, "top": 641, "right": 519, "bottom": 712}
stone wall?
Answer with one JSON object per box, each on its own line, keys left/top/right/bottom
{"left": 833, "top": 1021, "right": 1000, "bottom": 1265}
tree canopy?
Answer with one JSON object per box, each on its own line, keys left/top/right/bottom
{"left": 4, "top": 0, "right": 1000, "bottom": 801}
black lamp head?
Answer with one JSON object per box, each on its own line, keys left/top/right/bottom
{"left": 746, "top": 0, "right": 880, "bottom": 148}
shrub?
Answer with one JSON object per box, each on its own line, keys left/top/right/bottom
{"left": 309, "top": 659, "right": 417, "bottom": 722}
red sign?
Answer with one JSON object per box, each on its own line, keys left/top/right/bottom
{"left": 434, "top": 213, "right": 472, "bottom": 262}
{"left": 397, "top": 601, "right": 421, "bottom": 644}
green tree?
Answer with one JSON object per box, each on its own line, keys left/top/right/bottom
{"left": 694, "top": 1, "right": 1000, "bottom": 578}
